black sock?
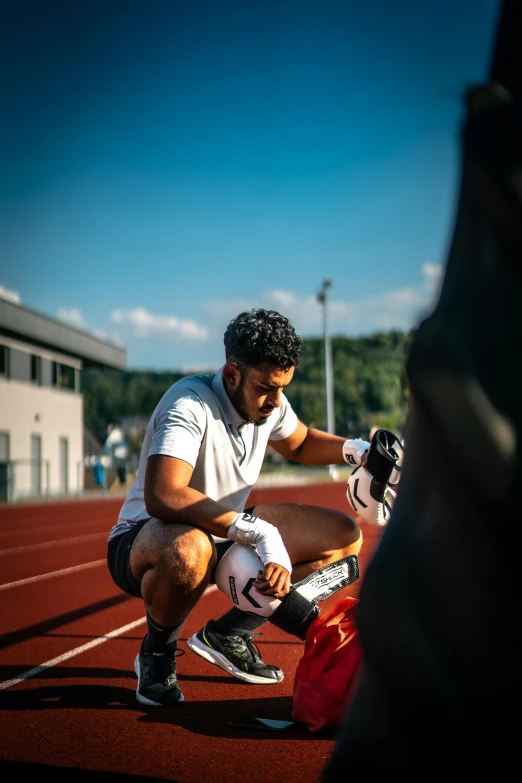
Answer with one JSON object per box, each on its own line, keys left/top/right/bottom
{"left": 270, "top": 591, "right": 320, "bottom": 640}
{"left": 211, "top": 607, "right": 267, "bottom": 637}
{"left": 144, "top": 613, "right": 184, "bottom": 654}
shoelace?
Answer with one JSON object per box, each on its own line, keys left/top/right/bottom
{"left": 244, "top": 632, "right": 264, "bottom": 662}
{"left": 151, "top": 648, "right": 185, "bottom": 680}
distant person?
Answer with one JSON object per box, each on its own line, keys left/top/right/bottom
{"left": 93, "top": 458, "right": 105, "bottom": 488}
{"left": 106, "top": 308, "right": 369, "bottom": 706}
{"left": 116, "top": 463, "right": 127, "bottom": 486}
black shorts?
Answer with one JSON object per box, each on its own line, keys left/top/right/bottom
{"left": 106, "top": 507, "right": 255, "bottom": 599}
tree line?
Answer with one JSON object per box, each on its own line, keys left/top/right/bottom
{"left": 82, "top": 329, "right": 413, "bottom": 447}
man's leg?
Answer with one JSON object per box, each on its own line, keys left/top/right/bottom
{"left": 187, "top": 503, "right": 362, "bottom": 683}
{"left": 125, "top": 518, "right": 216, "bottom": 706}
{"left": 252, "top": 502, "right": 362, "bottom": 582}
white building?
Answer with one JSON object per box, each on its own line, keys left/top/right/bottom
{"left": 0, "top": 297, "right": 126, "bottom": 502}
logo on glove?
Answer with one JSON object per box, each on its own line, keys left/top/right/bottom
{"left": 229, "top": 576, "right": 239, "bottom": 605}
{"left": 228, "top": 573, "right": 264, "bottom": 610}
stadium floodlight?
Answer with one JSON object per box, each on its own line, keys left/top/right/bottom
{"left": 316, "top": 279, "right": 335, "bottom": 437}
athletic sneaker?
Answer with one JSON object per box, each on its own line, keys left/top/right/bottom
{"left": 134, "top": 642, "right": 185, "bottom": 706}
{"left": 187, "top": 620, "right": 284, "bottom": 684}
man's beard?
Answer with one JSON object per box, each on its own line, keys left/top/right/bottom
{"left": 229, "top": 377, "right": 268, "bottom": 427}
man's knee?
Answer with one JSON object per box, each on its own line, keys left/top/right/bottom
{"left": 164, "top": 526, "right": 215, "bottom": 575}
{"left": 312, "top": 510, "right": 362, "bottom": 562}
{"left": 134, "top": 521, "right": 215, "bottom": 588}
{"left": 313, "top": 507, "right": 362, "bottom": 554}
{"left": 343, "top": 513, "right": 363, "bottom": 553}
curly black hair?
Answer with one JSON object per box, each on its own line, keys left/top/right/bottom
{"left": 224, "top": 309, "right": 302, "bottom": 371}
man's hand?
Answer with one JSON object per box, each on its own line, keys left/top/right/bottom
{"left": 342, "top": 438, "right": 371, "bottom": 466}
{"left": 254, "top": 563, "right": 292, "bottom": 599}
{"left": 227, "top": 512, "right": 293, "bottom": 575}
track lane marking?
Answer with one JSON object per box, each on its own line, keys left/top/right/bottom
{"left": 0, "top": 559, "right": 107, "bottom": 591}
{"left": 0, "top": 585, "right": 217, "bottom": 691}
{"left": 0, "top": 532, "right": 106, "bottom": 556}
{"left": 0, "top": 517, "right": 114, "bottom": 541}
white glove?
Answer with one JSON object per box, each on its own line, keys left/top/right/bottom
{"left": 387, "top": 438, "right": 404, "bottom": 488}
{"left": 227, "top": 511, "right": 292, "bottom": 574}
{"left": 346, "top": 465, "right": 397, "bottom": 526}
{"left": 342, "top": 438, "right": 371, "bottom": 466}
{"left": 346, "top": 428, "right": 404, "bottom": 526}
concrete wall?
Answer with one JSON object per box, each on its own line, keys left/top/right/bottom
{"left": 0, "top": 378, "right": 83, "bottom": 500}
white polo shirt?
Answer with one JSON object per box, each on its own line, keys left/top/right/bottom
{"left": 108, "top": 366, "right": 298, "bottom": 542}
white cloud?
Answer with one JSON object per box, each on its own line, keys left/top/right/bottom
{"left": 322, "top": 262, "right": 444, "bottom": 334}
{"left": 57, "top": 307, "right": 87, "bottom": 329}
{"left": 422, "top": 261, "right": 444, "bottom": 282}
{"left": 202, "top": 262, "right": 445, "bottom": 338}
{"left": 0, "top": 284, "right": 21, "bottom": 305}
{"left": 57, "top": 307, "right": 124, "bottom": 346}
{"left": 42, "top": 262, "right": 444, "bottom": 370}
{"left": 202, "top": 292, "right": 319, "bottom": 328}
{"left": 110, "top": 307, "right": 209, "bottom": 340}
{"left": 421, "top": 261, "right": 444, "bottom": 303}
{"left": 268, "top": 289, "right": 298, "bottom": 308}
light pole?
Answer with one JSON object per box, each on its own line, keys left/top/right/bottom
{"left": 316, "top": 279, "right": 335, "bottom": 437}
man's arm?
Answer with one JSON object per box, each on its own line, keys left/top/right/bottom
{"left": 144, "top": 454, "right": 237, "bottom": 537}
{"left": 144, "top": 453, "right": 292, "bottom": 596}
{"left": 270, "top": 422, "right": 370, "bottom": 519}
{"left": 270, "top": 421, "right": 348, "bottom": 465}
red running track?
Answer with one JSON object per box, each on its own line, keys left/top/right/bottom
{"left": 0, "top": 484, "right": 383, "bottom": 783}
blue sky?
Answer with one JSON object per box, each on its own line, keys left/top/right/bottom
{"left": 1, "top": 0, "right": 501, "bottom": 371}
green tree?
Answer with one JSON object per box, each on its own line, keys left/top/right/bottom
{"left": 81, "top": 329, "right": 414, "bottom": 441}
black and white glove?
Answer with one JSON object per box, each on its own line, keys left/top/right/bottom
{"left": 342, "top": 438, "right": 371, "bottom": 466}
{"left": 346, "top": 429, "right": 404, "bottom": 526}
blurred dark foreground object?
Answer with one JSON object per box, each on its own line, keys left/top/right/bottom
{"left": 323, "top": 0, "right": 521, "bottom": 775}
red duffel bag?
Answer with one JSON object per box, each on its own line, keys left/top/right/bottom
{"left": 292, "top": 595, "right": 363, "bottom": 732}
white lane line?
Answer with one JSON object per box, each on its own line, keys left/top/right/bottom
{"left": 0, "top": 585, "right": 217, "bottom": 691}
{"left": 0, "top": 517, "right": 113, "bottom": 541}
{"left": 0, "top": 560, "right": 107, "bottom": 592}
{"left": 0, "top": 618, "right": 146, "bottom": 691}
{"left": 0, "top": 532, "right": 106, "bottom": 556}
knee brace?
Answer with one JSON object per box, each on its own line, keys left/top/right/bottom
{"left": 214, "top": 543, "right": 359, "bottom": 640}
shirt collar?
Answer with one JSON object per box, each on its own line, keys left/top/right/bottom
{"left": 212, "top": 366, "right": 247, "bottom": 429}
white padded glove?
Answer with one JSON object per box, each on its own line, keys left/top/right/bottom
{"left": 342, "top": 438, "right": 371, "bottom": 466}
{"left": 347, "top": 466, "right": 397, "bottom": 526}
{"left": 346, "top": 429, "right": 404, "bottom": 526}
{"left": 227, "top": 511, "right": 292, "bottom": 574}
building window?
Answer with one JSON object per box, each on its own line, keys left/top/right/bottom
{"left": 59, "top": 437, "right": 69, "bottom": 494}
{"left": 59, "top": 363, "right": 75, "bottom": 389}
{"left": 0, "top": 431, "right": 9, "bottom": 503}
{"left": 0, "top": 345, "right": 9, "bottom": 377}
{"left": 30, "top": 354, "right": 41, "bottom": 384}
{"left": 52, "top": 361, "right": 76, "bottom": 391}
{"left": 31, "top": 434, "right": 42, "bottom": 496}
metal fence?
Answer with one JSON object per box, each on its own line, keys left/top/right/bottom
{"left": 0, "top": 459, "right": 135, "bottom": 503}
{"left": 0, "top": 459, "right": 51, "bottom": 503}
{"left": 0, "top": 457, "right": 349, "bottom": 505}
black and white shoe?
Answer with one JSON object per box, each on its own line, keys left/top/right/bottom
{"left": 134, "top": 642, "right": 185, "bottom": 706}
{"left": 187, "top": 621, "right": 283, "bottom": 684}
